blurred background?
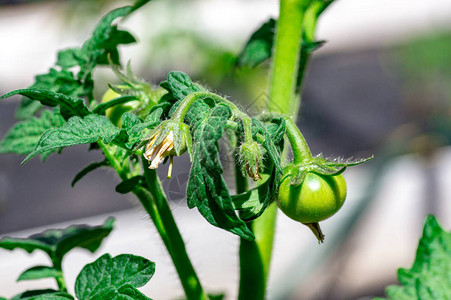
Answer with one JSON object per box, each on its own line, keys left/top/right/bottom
{"left": 1, "top": 0, "right": 451, "bottom": 299}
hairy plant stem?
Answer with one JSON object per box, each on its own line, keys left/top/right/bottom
{"left": 235, "top": 160, "right": 265, "bottom": 300}
{"left": 260, "top": 113, "right": 313, "bottom": 163}
{"left": 238, "top": 0, "right": 312, "bottom": 299}
{"left": 98, "top": 141, "right": 208, "bottom": 300}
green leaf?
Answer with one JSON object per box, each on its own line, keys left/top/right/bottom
{"left": 237, "top": 18, "right": 275, "bottom": 68}
{"left": 71, "top": 160, "right": 109, "bottom": 187}
{"left": 17, "top": 266, "right": 62, "bottom": 282}
{"left": 0, "top": 218, "right": 114, "bottom": 268}
{"left": 0, "top": 110, "right": 65, "bottom": 158}
{"left": 15, "top": 68, "right": 88, "bottom": 120}
{"left": 1, "top": 89, "right": 90, "bottom": 120}
{"left": 23, "top": 114, "right": 120, "bottom": 164}
{"left": 10, "top": 290, "right": 73, "bottom": 300}
{"left": 121, "top": 109, "right": 162, "bottom": 149}
{"left": 92, "top": 95, "right": 139, "bottom": 115}
{"left": 14, "top": 6, "right": 135, "bottom": 121}
{"left": 187, "top": 104, "right": 254, "bottom": 240}
{"left": 81, "top": 6, "right": 135, "bottom": 68}
{"left": 115, "top": 176, "right": 145, "bottom": 194}
{"left": 379, "top": 215, "right": 451, "bottom": 299}
{"left": 75, "top": 253, "right": 154, "bottom": 300}
{"left": 56, "top": 48, "right": 85, "bottom": 69}
{"left": 164, "top": 71, "right": 203, "bottom": 101}
{"left": 232, "top": 169, "right": 278, "bottom": 221}
{"left": 0, "top": 238, "right": 51, "bottom": 255}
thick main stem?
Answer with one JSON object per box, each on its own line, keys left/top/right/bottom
{"left": 98, "top": 141, "right": 208, "bottom": 300}
{"left": 238, "top": 0, "right": 310, "bottom": 299}
{"left": 268, "top": 0, "right": 309, "bottom": 114}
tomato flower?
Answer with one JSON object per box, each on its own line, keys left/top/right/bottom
{"left": 144, "top": 130, "right": 175, "bottom": 169}
{"left": 142, "top": 120, "right": 192, "bottom": 178}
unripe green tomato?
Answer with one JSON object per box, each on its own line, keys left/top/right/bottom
{"left": 101, "top": 87, "right": 140, "bottom": 126}
{"left": 277, "top": 172, "right": 347, "bottom": 224}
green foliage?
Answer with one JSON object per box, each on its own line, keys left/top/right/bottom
{"left": 17, "top": 266, "right": 62, "bottom": 282}
{"left": 23, "top": 115, "right": 120, "bottom": 163}
{"left": 71, "top": 160, "right": 109, "bottom": 187}
{"left": 14, "top": 6, "right": 135, "bottom": 120}
{"left": 378, "top": 216, "right": 451, "bottom": 300}
{"left": 232, "top": 171, "right": 278, "bottom": 221}
{"left": 233, "top": 118, "right": 285, "bottom": 220}
{"left": 75, "top": 254, "right": 154, "bottom": 300}
{"left": 0, "top": 110, "right": 65, "bottom": 159}
{"left": 0, "top": 218, "right": 114, "bottom": 269}
{"left": 16, "top": 68, "right": 87, "bottom": 120}
{"left": 92, "top": 96, "right": 140, "bottom": 115}
{"left": 186, "top": 104, "right": 254, "bottom": 240}
{"left": 121, "top": 109, "right": 163, "bottom": 149}
{"left": 77, "top": 6, "right": 135, "bottom": 68}
{"left": 0, "top": 89, "right": 91, "bottom": 120}
{"left": 163, "top": 71, "right": 204, "bottom": 101}
{"left": 10, "top": 290, "right": 74, "bottom": 300}
{"left": 237, "top": 18, "right": 275, "bottom": 68}
{"left": 115, "top": 175, "right": 145, "bottom": 194}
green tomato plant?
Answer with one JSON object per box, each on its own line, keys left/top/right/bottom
{"left": 0, "top": 0, "right": 373, "bottom": 299}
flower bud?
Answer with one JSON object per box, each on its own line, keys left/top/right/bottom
{"left": 239, "top": 141, "right": 265, "bottom": 181}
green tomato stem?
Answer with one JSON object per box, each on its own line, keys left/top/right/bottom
{"left": 98, "top": 140, "right": 208, "bottom": 300}
{"left": 268, "top": 0, "right": 310, "bottom": 114}
{"left": 284, "top": 117, "right": 313, "bottom": 163}
{"left": 238, "top": 0, "right": 312, "bottom": 299}
{"left": 257, "top": 112, "right": 312, "bottom": 163}
{"left": 235, "top": 155, "right": 265, "bottom": 300}
{"left": 140, "top": 164, "right": 208, "bottom": 300}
